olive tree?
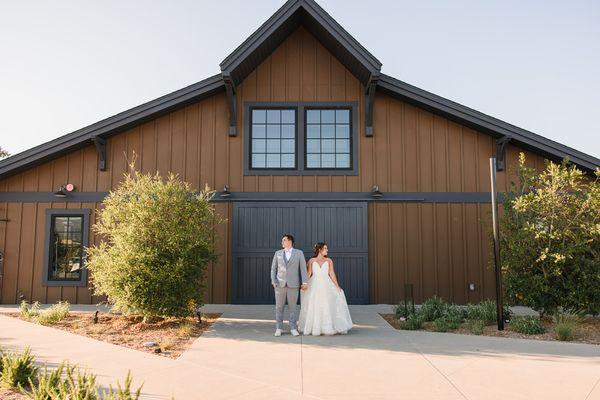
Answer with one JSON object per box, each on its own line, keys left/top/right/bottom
{"left": 500, "top": 153, "right": 600, "bottom": 315}
{"left": 86, "top": 166, "right": 224, "bottom": 319}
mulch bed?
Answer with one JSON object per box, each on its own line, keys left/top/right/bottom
{"left": 0, "top": 388, "right": 27, "bottom": 400}
{"left": 380, "top": 314, "right": 600, "bottom": 345}
{"left": 8, "top": 312, "right": 221, "bottom": 359}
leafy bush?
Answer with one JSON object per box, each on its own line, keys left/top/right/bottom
{"left": 0, "top": 347, "right": 38, "bottom": 389}
{"left": 419, "top": 296, "right": 447, "bottom": 322}
{"left": 394, "top": 301, "right": 415, "bottom": 319}
{"left": 510, "top": 316, "right": 546, "bottom": 335}
{"left": 501, "top": 154, "right": 600, "bottom": 315}
{"left": 401, "top": 313, "right": 425, "bottom": 330}
{"left": 467, "top": 319, "right": 485, "bottom": 335}
{"left": 465, "top": 300, "right": 497, "bottom": 325}
{"left": 87, "top": 163, "right": 224, "bottom": 319}
{"left": 35, "top": 302, "right": 70, "bottom": 325}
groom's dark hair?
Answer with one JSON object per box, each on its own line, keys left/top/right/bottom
{"left": 282, "top": 233, "right": 295, "bottom": 244}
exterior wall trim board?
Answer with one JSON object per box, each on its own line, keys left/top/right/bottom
{"left": 0, "top": 191, "right": 496, "bottom": 203}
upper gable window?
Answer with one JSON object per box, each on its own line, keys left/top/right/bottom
{"left": 250, "top": 108, "right": 296, "bottom": 169}
{"left": 305, "top": 109, "right": 351, "bottom": 169}
{"left": 244, "top": 102, "right": 358, "bottom": 176}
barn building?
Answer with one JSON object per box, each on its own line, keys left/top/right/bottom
{"left": 0, "top": 0, "right": 598, "bottom": 305}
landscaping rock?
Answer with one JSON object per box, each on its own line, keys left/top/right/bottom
{"left": 143, "top": 341, "right": 158, "bottom": 347}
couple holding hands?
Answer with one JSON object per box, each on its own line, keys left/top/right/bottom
{"left": 271, "top": 234, "right": 353, "bottom": 337}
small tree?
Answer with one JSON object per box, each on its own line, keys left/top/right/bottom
{"left": 86, "top": 164, "right": 224, "bottom": 319}
{"left": 500, "top": 153, "right": 600, "bottom": 315}
{"left": 0, "top": 146, "right": 10, "bottom": 159}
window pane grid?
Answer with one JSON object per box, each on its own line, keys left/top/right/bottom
{"left": 50, "top": 216, "right": 83, "bottom": 281}
{"left": 305, "top": 108, "right": 351, "bottom": 169}
{"left": 251, "top": 109, "right": 296, "bottom": 169}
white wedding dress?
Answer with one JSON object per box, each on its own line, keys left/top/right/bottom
{"left": 298, "top": 260, "right": 353, "bottom": 335}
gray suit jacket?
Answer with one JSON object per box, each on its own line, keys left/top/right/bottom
{"left": 270, "top": 248, "right": 308, "bottom": 288}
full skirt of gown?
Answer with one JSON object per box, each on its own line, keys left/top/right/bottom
{"left": 298, "top": 260, "right": 353, "bottom": 335}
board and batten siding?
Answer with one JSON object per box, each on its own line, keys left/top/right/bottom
{"left": 0, "top": 26, "right": 549, "bottom": 304}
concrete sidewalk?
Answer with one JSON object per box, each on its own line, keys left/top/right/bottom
{"left": 1, "top": 305, "right": 599, "bottom": 399}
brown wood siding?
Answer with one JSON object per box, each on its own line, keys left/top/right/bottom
{"left": 369, "top": 202, "right": 495, "bottom": 304}
{"left": 0, "top": 26, "right": 554, "bottom": 304}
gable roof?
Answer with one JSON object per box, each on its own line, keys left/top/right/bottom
{"left": 220, "top": 0, "right": 382, "bottom": 87}
{"left": 377, "top": 74, "right": 600, "bottom": 171}
{"left": 0, "top": 74, "right": 224, "bottom": 179}
{"left": 0, "top": 0, "right": 598, "bottom": 180}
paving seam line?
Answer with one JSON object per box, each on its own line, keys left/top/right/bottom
{"left": 584, "top": 374, "right": 600, "bottom": 400}
{"left": 398, "top": 331, "right": 471, "bottom": 400}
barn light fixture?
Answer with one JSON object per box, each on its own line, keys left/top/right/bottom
{"left": 220, "top": 184, "right": 231, "bottom": 198}
{"left": 53, "top": 183, "right": 75, "bottom": 198}
{"left": 371, "top": 185, "right": 383, "bottom": 198}
{"left": 53, "top": 185, "right": 68, "bottom": 198}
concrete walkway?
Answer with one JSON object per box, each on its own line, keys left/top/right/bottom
{"left": 1, "top": 305, "right": 599, "bottom": 399}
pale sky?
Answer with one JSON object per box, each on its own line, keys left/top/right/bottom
{"left": 1, "top": 0, "right": 599, "bottom": 159}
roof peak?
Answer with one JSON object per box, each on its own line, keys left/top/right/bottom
{"left": 219, "top": 0, "right": 382, "bottom": 87}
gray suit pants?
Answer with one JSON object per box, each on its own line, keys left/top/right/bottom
{"left": 274, "top": 285, "right": 299, "bottom": 330}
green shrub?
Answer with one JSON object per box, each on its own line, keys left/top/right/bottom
{"left": 35, "top": 302, "right": 70, "bottom": 325}
{"left": 19, "top": 301, "right": 41, "bottom": 319}
{"left": 510, "top": 316, "right": 546, "bottom": 335}
{"left": 0, "top": 347, "right": 38, "bottom": 389}
{"left": 104, "top": 371, "right": 142, "bottom": 400}
{"left": 501, "top": 154, "right": 600, "bottom": 315}
{"left": 432, "top": 317, "right": 451, "bottom": 332}
{"left": 420, "top": 296, "right": 447, "bottom": 322}
{"left": 22, "top": 362, "right": 143, "bottom": 400}
{"left": 467, "top": 319, "right": 485, "bottom": 335}
{"left": 555, "top": 323, "right": 575, "bottom": 341}
{"left": 465, "top": 300, "right": 497, "bottom": 325}
{"left": 553, "top": 311, "right": 582, "bottom": 341}
{"left": 401, "top": 313, "right": 425, "bottom": 330}
{"left": 53, "top": 366, "right": 98, "bottom": 400}
{"left": 19, "top": 300, "right": 29, "bottom": 317}
{"left": 394, "top": 301, "right": 415, "bottom": 319}
{"left": 441, "top": 305, "right": 463, "bottom": 329}
{"left": 23, "top": 362, "right": 67, "bottom": 399}
{"left": 87, "top": 163, "right": 224, "bottom": 319}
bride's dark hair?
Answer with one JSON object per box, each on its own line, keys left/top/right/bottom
{"left": 312, "top": 242, "right": 328, "bottom": 258}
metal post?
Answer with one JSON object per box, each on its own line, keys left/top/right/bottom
{"left": 490, "top": 158, "right": 505, "bottom": 330}
{"left": 404, "top": 283, "right": 415, "bottom": 315}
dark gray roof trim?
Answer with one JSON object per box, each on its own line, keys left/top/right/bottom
{"left": 378, "top": 74, "right": 600, "bottom": 172}
{"left": 0, "top": 1, "right": 597, "bottom": 181}
{"left": 219, "top": 0, "right": 382, "bottom": 86}
{"left": 0, "top": 74, "right": 225, "bottom": 179}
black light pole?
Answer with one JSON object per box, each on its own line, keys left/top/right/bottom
{"left": 490, "top": 157, "right": 505, "bottom": 330}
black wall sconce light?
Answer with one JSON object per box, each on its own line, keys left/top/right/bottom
{"left": 371, "top": 185, "right": 383, "bottom": 198}
{"left": 53, "top": 183, "right": 75, "bottom": 198}
{"left": 53, "top": 186, "right": 68, "bottom": 198}
{"left": 220, "top": 184, "right": 231, "bottom": 198}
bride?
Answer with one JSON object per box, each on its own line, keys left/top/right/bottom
{"left": 298, "top": 242, "right": 353, "bottom": 335}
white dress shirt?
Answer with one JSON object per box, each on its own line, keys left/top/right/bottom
{"left": 284, "top": 247, "right": 293, "bottom": 262}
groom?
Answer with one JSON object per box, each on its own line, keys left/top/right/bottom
{"left": 270, "top": 233, "right": 308, "bottom": 337}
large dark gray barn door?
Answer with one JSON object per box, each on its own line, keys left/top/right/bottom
{"left": 232, "top": 202, "right": 368, "bottom": 304}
